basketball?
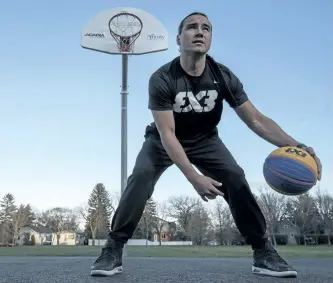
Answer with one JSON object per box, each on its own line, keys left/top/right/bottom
{"left": 263, "top": 146, "right": 318, "bottom": 195}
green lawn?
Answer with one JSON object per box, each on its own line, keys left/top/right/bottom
{"left": 1, "top": 245, "right": 333, "bottom": 258}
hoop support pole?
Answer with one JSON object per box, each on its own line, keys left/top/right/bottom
{"left": 120, "top": 53, "right": 128, "bottom": 257}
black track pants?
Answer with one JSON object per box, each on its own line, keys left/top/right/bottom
{"left": 109, "top": 128, "right": 267, "bottom": 248}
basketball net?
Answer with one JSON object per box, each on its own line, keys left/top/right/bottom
{"left": 109, "top": 12, "right": 143, "bottom": 53}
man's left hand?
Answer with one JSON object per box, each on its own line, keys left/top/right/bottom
{"left": 304, "top": 146, "right": 322, "bottom": 180}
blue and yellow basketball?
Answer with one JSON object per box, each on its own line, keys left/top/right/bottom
{"left": 263, "top": 146, "right": 318, "bottom": 195}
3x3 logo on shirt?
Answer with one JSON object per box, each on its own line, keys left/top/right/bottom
{"left": 173, "top": 90, "right": 218, "bottom": 113}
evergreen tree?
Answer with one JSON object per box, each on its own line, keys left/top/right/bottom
{"left": 11, "top": 204, "right": 35, "bottom": 243}
{"left": 145, "top": 198, "right": 157, "bottom": 218}
{"left": 23, "top": 204, "right": 35, "bottom": 226}
{"left": 0, "top": 194, "right": 16, "bottom": 241}
{"left": 0, "top": 193, "right": 16, "bottom": 223}
{"left": 86, "top": 183, "right": 113, "bottom": 239}
{"left": 133, "top": 198, "right": 157, "bottom": 240}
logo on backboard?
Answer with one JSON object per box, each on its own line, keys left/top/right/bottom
{"left": 84, "top": 33, "right": 105, "bottom": 38}
{"left": 147, "top": 34, "right": 164, "bottom": 40}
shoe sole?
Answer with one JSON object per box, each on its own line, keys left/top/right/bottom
{"left": 90, "top": 266, "right": 123, "bottom": 276}
{"left": 252, "top": 266, "right": 297, "bottom": 278}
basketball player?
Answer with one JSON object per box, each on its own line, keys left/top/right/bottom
{"left": 90, "top": 12, "right": 322, "bottom": 278}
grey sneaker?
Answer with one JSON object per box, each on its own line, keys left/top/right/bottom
{"left": 90, "top": 238, "right": 123, "bottom": 276}
{"left": 252, "top": 240, "right": 297, "bottom": 278}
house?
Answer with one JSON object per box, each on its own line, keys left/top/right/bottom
{"left": 276, "top": 220, "right": 298, "bottom": 245}
{"left": 17, "top": 226, "right": 54, "bottom": 246}
{"left": 55, "top": 230, "right": 76, "bottom": 245}
{"left": 17, "top": 226, "right": 78, "bottom": 246}
{"left": 152, "top": 217, "right": 177, "bottom": 242}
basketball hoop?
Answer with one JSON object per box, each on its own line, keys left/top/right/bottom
{"left": 108, "top": 12, "right": 143, "bottom": 53}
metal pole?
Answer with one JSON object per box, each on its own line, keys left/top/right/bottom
{"left": 121, "top": 54, "right": 128, "bottom": 195}
{"left": 120, "top": 54, "right": 128, "bottom": 257}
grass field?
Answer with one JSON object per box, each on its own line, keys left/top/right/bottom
{"left": 1, "top": 245, "right": 333, "bottom": 258}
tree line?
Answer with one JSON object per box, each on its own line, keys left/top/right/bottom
{"left": 1, "top": 184, "right": 332, "bottom": 246}
{"left": 0, "top": 194, "right": 79, "bottom": 245}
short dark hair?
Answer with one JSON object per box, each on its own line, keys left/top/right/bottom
{"left": 177, "top": 13, "right": 235, "bottom": 105}
{"left": 177, "top": 12, "right": 210, "bottom": 35}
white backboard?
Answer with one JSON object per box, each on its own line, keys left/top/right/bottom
{"left": 81, "top": 7, "right": 168, "bottom": 55}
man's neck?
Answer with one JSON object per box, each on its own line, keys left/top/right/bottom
{"left": 180, "top": 53, "right": 206, "bottom": 76}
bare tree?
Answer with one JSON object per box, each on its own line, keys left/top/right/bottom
{"left": 213, "top": 198, "right": 224, "bottom": 245}
{"left": 10, "top": 205, "right": 30, "bottom": 244}
{"left": 39, "top": 207, "right": 79, "bottom": 245}
{"left": 143, "top": 215, "right": 154, "bottom": 246}
{"left": 257, "top": 187, "right": 286, "bottom": 247}
{"left": 110, "top": 191, "right": 121, "bottom": 210}
{"left": 292, "top": 194, "right": 316, "bottom": 245}
{"left": 190, "top": 202, "right": 211, "bottom": 245}
{"left": 212, "top": 198, "right": 234, "bottom": 245}
{"left": 78, "top": 203, "right": 103, "bottom": 246}
{"left": 315, "top": 187, "right": 333, "bottom": 245}
{"left": 167, "top": 196, "right": 199, "bottom": 240}
{"left": 152, "top": 201, "right": 170, "bottom": 245}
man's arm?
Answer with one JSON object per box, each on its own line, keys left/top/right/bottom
{"left": 148, "top": 70, "right": 199, "bottom": 181}
{"left": 234, "top": 100, "right": 300, "bottom": 147}
{"left": 234, "top": 99, "right": 322, "bottom": 180}
{"left": 151, "top": 110, "right": 198, "bottom": 181}
{"left": 221, "top": 65, "right": 300, "bottom": 147}
{"left": 222, "top": 65, "right": 321, "bottom": 179}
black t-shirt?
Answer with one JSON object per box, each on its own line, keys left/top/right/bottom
{"left": 148, "top": 56, "right": 248, "bottom": 142}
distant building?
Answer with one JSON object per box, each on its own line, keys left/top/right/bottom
{"left": 17, "top": 225, "right": 78, "bottom": 246}
{"left": 152, "top": 217, "right": 177, "bottom": 242}
{"left": 276, "top": 220, "right": 298, "bottom": 245}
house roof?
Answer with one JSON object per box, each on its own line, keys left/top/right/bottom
{"left": 29, "top": 226, "right": 54, "bottom": 233}
{"left": 154, "top": 217, "right": 176, "bottom": 225}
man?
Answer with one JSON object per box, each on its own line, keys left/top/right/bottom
{"left": 90, "top": 12, "right": 322, "bottom": 278}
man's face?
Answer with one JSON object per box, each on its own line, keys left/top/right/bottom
{"left": 177, "top": 14, "right": 212, "bottom": 54}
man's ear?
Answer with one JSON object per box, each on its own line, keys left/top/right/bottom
{"left": 176, "top": 35, "right": 181, "bottom": 46}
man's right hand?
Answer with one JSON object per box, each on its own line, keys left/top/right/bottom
{"left": 189, "top": 175, "right": 224, "bottom": 202}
